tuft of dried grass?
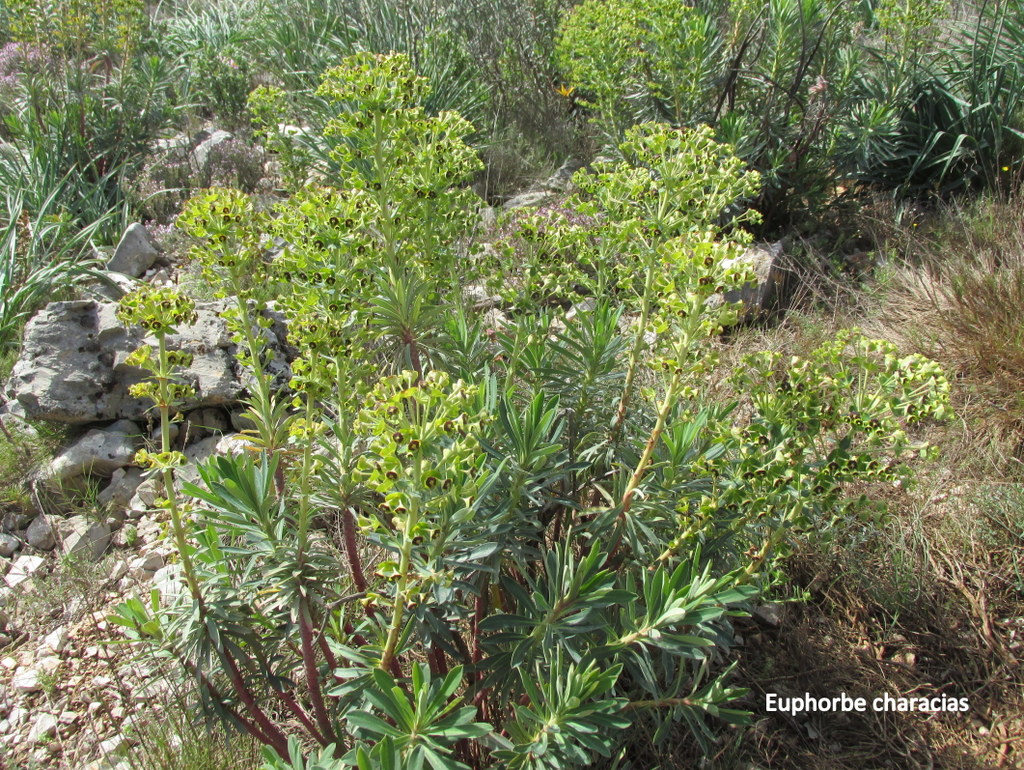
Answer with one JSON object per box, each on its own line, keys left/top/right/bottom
{"left": 861, "top": 193, "right": 1024, "bottom": 473}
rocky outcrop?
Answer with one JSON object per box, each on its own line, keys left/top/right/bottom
{"left": 721, "top": 241, "right": 788, "bottom": 318}
{"left": 502, "top": 158, "right": 582, "bottom": 211}
{"left": 106, "top": 225, "right": 161, "bottom": 278}
{"left": 6, "top": 300, "right": 291, "bottom": 424}
{"left": 191, "top": 129, "right": 233, "bottom": 171}
{"left": 56, "top": 516, "right": 111, "bottom": 562}
{"left": 47, "top": 421, "right": 142, "bottom": 485}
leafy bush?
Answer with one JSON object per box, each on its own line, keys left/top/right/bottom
{"left": 0, "top": 184, "right": 112, "bottom": 352}
{"left": 127, "top": 136, "right": 267, "bottom": 223}
{"left": 107, "top": 53, "right": 951, "bottom": 768}
{"left": 556, "top": 0, "right": 1024, "bottom": 222}
{"left": 851, "top": 1, "right": 1024, "bottom": 197}
{"left": 556, "top": 0, "right": 867, "bottom": 225}
{"left": 0, "top": 31, "right": 183, "bottom": 234}
{"left": 4, "top": 0, "right": 147, "bottom": 60}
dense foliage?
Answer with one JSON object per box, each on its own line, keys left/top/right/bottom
{"left": 557, "top": 0, "right": 1024, "bottom": 224}
{"left": 4, "top": 0, "right": 1020, "bottom": 766}
{"left": 103, "top": 52, "right": 951, "bottom": 769}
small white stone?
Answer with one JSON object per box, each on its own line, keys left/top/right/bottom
{"left": 108, "top": 560, "right": 129, "bottom": 582}
{"left": 4, "top": 554, "right": 45, "bottom": 589}
{"left": 12, "top": 667, "right": 41, "bottom": 692}
{"left": 98, "top": 734, "right": 128, "bottom": 757}
{"left": 36, "top": 655, "right": 60, "bottom": 676}
{"left": 128, "top": 551, "right": 164, "bottom": 580}
{"left": 25, "top": 515, "right": 55, "bottom": 551}
{"left": 40, "top": 626, "right": 69, "bottom": 655}
{"left": 27, "top": 713, "right": 58, "bottom": 743}
{"left": 0, "top": 533, "right": 18, "bottom": 558}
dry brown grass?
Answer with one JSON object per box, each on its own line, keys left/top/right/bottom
{"left": 861, "top": 193, "right": 1024, "bottom": 470}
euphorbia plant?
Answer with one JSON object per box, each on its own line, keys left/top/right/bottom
{"left": 108, "top": 55, "right": 954, "bottom": 770}
{"left": 115, "top": 286, "right": 203, "bottom": 602}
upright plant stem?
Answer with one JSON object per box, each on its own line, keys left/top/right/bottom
{"left": 607, "top": 370, "right": 682, "bottom": 563}
{"left": 156, "top": 334, "right": 204, "bottom": 608}
{"left": 299, "top": 600, "right": 338, "bottom": 745}
{"left": 379, "top": 457, "right": 423, "bottom": 672}
{"left": 610, "top": 241, "right": 658, "bottom": 444}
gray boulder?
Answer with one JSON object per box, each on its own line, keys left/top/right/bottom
{"left": 57, "top": 515, "right": 111, "bottom": 561}
{"left": 0, "top": 533, "right": 18, "bottom": 557}
{"left": 502, "top": 190, "right": 553, "bottom": 211}
{"left": 4, "top": 554, "right": 45, "bottom": 589}
{"left": 541, "top": 158, "right": 584, "bottom": 191}
{"left": 48, "top": 420, "right": 142, "bottom": 483}
{"left": 25, "top": 514, "right": 55, "bottom": 551}
{"left": 97, "top": 467, "right": 146, "bottom": 510}
{"left": 7, "top": 299, "right": 291, "bottom": 424}
{"left": 720, "top": 241, "right": 787, "bottom": 319}
{"left": 192, "top": 129, "right": 233, "bottom": 171}
{"left": 107, "top": 224, "right": 161, "bottom": 278}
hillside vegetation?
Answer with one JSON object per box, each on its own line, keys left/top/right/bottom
{"left": 0, "top": 1, "right": 1021, "bottom": 768}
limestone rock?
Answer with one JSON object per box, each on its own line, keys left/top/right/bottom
{"left": 97, "top": 468, "right": 146, "bottom": 510}
{"left": 0, "top": 533, "right": 18, "bottom": 558}
{"left": 25, "top": 514, "right": 55, "bottom": 551}
{"left": 107, "top": 224, "right": 161, "bottom": 278}
{"left": 463, "top": 285, "right": 501, "bottom": 311}
{"left": 40, "top": 626, "right": 69, "bottom": 655}
{"left": 753, "top": 602, "right": 784, "bottom": 627}
{"left": 84, "top": 270, "right": 141, "bottom": 302}
{"left": 48, "top": 421, "right": 142, "bottom": 483}
{"left": 192, "top": 129, "right": 233, "bottom": 171}
{"left": 12, "top": 667, "right": 41, "bottom": 693}
{"left": 720, "top": 241, "right": 787, "bottom": 318}
{"left": 128, "top": 552, "right": 164, "bottom": 581}
{"left": 27, "top": 713, "right": 58, "bottom": 743}
{"left": 502, "top": 190, "right": 553, "bottom": 211}
{"left": 182, "top": 407, "right": 229, "bottom": 443}
{"left": 541, "top": 158, "right": 584, "bottom": 191}
{"left": 4, "top": 554, "right": 45, "bottom": 589}
{"left": 56, "top": 516, "right": 111, "bottom": 561}
{"left": 216, "top": 433, "right": 251, "bottom": 457}
{"left": 127, "top": 478, "right": 161, "bottom": 518}
{"left": 151, "top": 563, "right": 184, "bottom": 602}
{"left": 7, "top": 299, "right": 291, "bottom": 424}
{"left": 152, "top": 133, "right": 190, "bottom": 157}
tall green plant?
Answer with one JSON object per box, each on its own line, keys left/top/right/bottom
{"left": 109, "top": 54, "right": 952, "bottom": 769}
{"left": 554, "top": 0, "right": 877, "bottom": 223}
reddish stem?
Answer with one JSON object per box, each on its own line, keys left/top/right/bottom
{"left": 344, "top": 621, "right": 369, "bottom": 647}
{"left": 188, "top": 662, "right": 273, "bottom": 747}
{"left": 470, "top": 588, "right": 491, "bottom": 721}
{"left": 273, "top": 687, "right": 327, "bottom": 746}
{"left": 343, "top": 507, "right": 368, "bottom": 592}
{"left": 223, "top": 652, "right": 290, "bottom": 760}
{"left": 299, "top": 603, "right": 338, "bottom": 745}
{"left": 429, "top": 645, "right": 449, "bottom": 678}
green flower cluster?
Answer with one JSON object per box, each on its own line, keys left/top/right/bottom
{"left": 116, "top": 284, "right": 198, "bottom": 336}
{"left": 485, "top": 123, "right": 761, "bottom": 314}
{"left": 355, "top": 369, "right": 487, "bottom": 536}
{"left": 176, "top": 187, "right": 265, "bottom": 297}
